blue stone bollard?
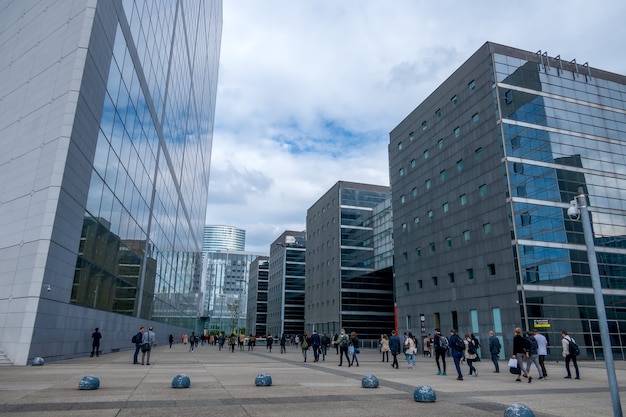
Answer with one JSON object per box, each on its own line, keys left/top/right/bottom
{"left": 255, "top": 373, "right": 272, "bottom": 386}
{"left": 361, "top": 374, "right": 379, "bottom": 388}
{"left": 171, "top": 374, "right": 191, "bottom": 388}
{"left": 31, "top": 357, "right": 44, "bottom": 366}
{"left": 78, "top": 375, "right": 100, "bottom": 390}
{"left": 504, "top": 403, "right": 535, "bottom": 417}
{"left": 413, "top": 385, "right": 436, "bottom": 402}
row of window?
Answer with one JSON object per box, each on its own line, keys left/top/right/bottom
{"left": 397, "top": 79, "right": 477, "bottom": 149}
{"left": 400, "top": 186, "right": 488, "bottom": 230}
{"left": 397, "top": 111, "right": 480, "bottom": 153}
{"left": 402, "top": 223, "right": 491, "bottom": 260}
{"left": 398, "top": 142, "right": 484, "bottom": 182}
{"left": 404, "top": 263, "right": 496, "bottom": 291}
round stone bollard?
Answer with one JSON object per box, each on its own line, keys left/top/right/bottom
{"left": 78, "top": 375, "right": 100, "bottom": 390}
{"left": 504, "top": 403, "right": 535, "bottom": 417}
{"left": 171, "top": 374, "right": 191, "bottom": 388}
{"left": 361, "top": 374, "right": 379, "bottom": 388}
{"left": 413, "top": 385, "right": 436, "bottom": 402}
{"left": 31, "top": 357, "right": 44, "bottom": 366}
{"left": 255, "top": 373, "right": 272, "bottom": 386}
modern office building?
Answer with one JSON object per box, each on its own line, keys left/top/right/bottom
{"left": 305, "top": 181, "right": 394, "bottom": 341}
{"left": 246, "top": 256, "right": 269, "bottom": 336}
{"left": 203, "top": 225, "right": 246, "bottom": 251}
{"left": 267, "top": 231, "right": 306, "bottom": 338}
{"left": 202, "top": 250, "right": 265, "bottom": 334}
{"left": 0, "top": 1, "right": 222, "bottom": 365}
{"left": 389, "top": 42, "right": 626, "bottom": 359}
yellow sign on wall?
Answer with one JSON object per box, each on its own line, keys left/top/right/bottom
{"left": 533, "top": 319, "right": 551, "bottom": 328}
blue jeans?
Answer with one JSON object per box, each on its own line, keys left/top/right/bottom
{"left": 452, "top": 353, "right": 463, "bottom": 378}
{"left": 406, "top": 352, "right": 415, "bottom": 367}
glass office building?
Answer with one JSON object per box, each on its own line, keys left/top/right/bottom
{"left": 305, "top": 182, "right": 394, "bottom": 341}
{"left": 390, "top": 42, "right": 626, "bottom": 359}
{"left": 203, "top": 225, "right": 246, "bottom": 251}
{"left": 0, "top": 1, "right": 222, "bottom": 365}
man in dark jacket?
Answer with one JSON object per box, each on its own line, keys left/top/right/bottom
{"left": 310, "top": 330, "right": 322, "bottom": 362}
{"left": 488, "top": 330, "right": 501, "bottom": 373}
{"left": 389, "top": 330, "right": 401, "bottom": 369}
{"left": 90, "top": 328, "right": 102, "bottom": 357}
{"left": 133, "top": 327, "right": 144, "bottom": 364}
{"left": 449, "top": 329, "right": 465, "bottom": 380}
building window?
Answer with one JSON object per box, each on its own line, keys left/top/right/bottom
{"left": 521, "top": 212, "right": 531, "bottom": 226}
{"left": 411, "top": 159, "right": 416, "bottom": 168}
{"left": 414, "top": 216, "right": 420, "bottom": 225}
{"left": 517, "top": 186, "right": 527, "bottom": 197}
{"left": 424, "top": 149, "right": 429, "bottom": 159}
{"left": 409, "top": 132, "right": 414, "bottom": 141}
{"left": 412, "top": 187, "right": 418, "bottom": 197}
{"left": 525, "top": 266, "right": 539, "bottom": 282}
{"left": 401, "top": 194, "right": 406, "bottom": 204}
{"left": 402, "top": 223, "right": 407, "bottom": 231}
{"left": 435, "top": 108, "right": 442, "bottom": 119}
{"left": 418, "top": 280, "right": 423, "bottom": 289}
{"left": 449, "top": 272, "right": 455, "bottom": 283}
{"left": 487, "top": 263, "right": 496, "bottom": 275}
{"left": 403, "top": 251, "right": 408, "bottom": 260}
{"left": 405, "top": 282, "right": 410, "bottom": 292}
{"left": 428, "top": 210, "right": 433, "bottom": 219}
{"left": 460, "top": 194, "right": 467, "bottom": 206}
{"left": 475, "top": 147, "right": 483, "bottom": 160}
{"left": 468, "top": 79, "right": 476, "bottom": 90}
{"left": 466, "top": 268, "right": 474, "bottom": 280}
{"left": 399, "top": 167, "right": 405, "bottom": 177}
{"left": 426, "top": 179, "right": 431, "bottom": 189}
{"left": 445, "top": 236, "right": 452, "bottom": 247}
{"left": 398, "top": 142, "right": 403, "bottom": 150}
{"left": 479, "top": 184, "right": 487, "bottom": 196}
{"left": 430, "top": 242, "right": 436, "bottom": 252}
{"left": 422, "top": 121, "right": 428, "bottom": 131}
{"left": 438, "top": 138, "right": 444, "bottom": 149}
{"left": 454, "top": 126, "right": 461, "bottom": 138}
{"left": 443, "top": 202, "right": 449, "bottom": 213}
{"left": 511, "top": 136, "right": 520, "bottom": 149}
{"left": 432, "top": 276, "right": 438, "bottom": 286}
{"left": 440, "top": 170, "right": 446, "bottom": 181}
{"left": 483, "top": 223, "right": 491, "bottom": 235}
{"left": 457, "top": 159, "right": 464, "bottom": 171}
{"left": 451, "top": 95, "right": 458, "bottom": 106}
{"left": 472, "top": 113, "right": 479, "bottom": 123}
{"left": 513, "top": 162, "right": 524, "bottom": 173}
{"left": 416, "top": 247, "right": 421, "bottom": 257}
{"left": 463, "top": 230, "right": 471, "bottom": 241}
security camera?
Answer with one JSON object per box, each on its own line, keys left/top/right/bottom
{"left": 44, "top": 284, "right": 51, "bottom": 292}
{"left": 567, "top": 201, "right": 580, "bottom": 221}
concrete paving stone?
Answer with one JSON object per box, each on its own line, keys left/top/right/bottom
{"left": 1, "top": 343, "right": 626, "bottom": 416}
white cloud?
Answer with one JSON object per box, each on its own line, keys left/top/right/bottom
{"left": 207, "top": 0, "right": 626, "bottom": 252}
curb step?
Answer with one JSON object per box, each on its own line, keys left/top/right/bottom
{"left": 0, "top": 351, "right": 13, "bottom": 366}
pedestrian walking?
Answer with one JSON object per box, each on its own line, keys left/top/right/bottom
{"left": 132, "top": 327, "right": 144, "bottom": 364}
{"left": 512, "top": 327, "right": 532, "bottom": 383}
{"left": 464, "top": 333, "right": 478, "bottom": 377}
{"left": 404, "top": 332, "right": 417, "bottom": 369}
{"left": 389, "top": 330, "right": 401, "bottom": 369}
{"left": 433, "top": 328, "right": 448, "bottom": 376}
{"left": 381, "top": 334, "right": 390, "bottom": 362}
{"left": 449, "top": 329, "right": 464, "bottom": 380}
{"left": 349, "top": 331, "right": 360, "bottom": 367}
{"left": 335, "top": 328, "right": 350, "bottom": 366}
{"left": 488, "top": 330, "right": 501, "bottom": 373}
{"left": 561, "top": 330, "right": 580, "bottom": 379}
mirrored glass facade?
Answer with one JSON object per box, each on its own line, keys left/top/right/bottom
{"left": 0, "top": 0, "right": 221, "bottom": 365}
{"left": 390, "top": 42, "right": 626, "bottom": 359}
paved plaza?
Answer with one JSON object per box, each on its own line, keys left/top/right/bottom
{"left": 1, "top": 342, "right": 625, "bottom": 416}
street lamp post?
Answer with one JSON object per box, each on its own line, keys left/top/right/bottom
{"left": 569, "top": 186, "right": 622, "bottom": 417}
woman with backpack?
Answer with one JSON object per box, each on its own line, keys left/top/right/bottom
{"left": 464, "top": 333, "right": 478, "bottom": 377}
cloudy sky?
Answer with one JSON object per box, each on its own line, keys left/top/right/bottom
{"left": 205, "top": 0, "right": 626, "bottom": 253}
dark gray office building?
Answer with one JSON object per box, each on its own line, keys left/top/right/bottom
{"left": 247, "top": 256, "right": 269, "bottom": 337}
{"left": 267, "top": 231, "right": 306, "bottom": 338}
{"left": 390, "top": 42, "right": 626, "bottom": 359}
{"left": 305, "top": 181, "right": 394, "bottom": 341}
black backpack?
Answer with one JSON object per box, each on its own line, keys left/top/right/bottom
{"left": 453, "top": 336, "right": 465, "bottom": 352}
{"left": 568, "top": 337, "right": 580, "bottom": 356}
{"left": 467, "top": 339, "right": 476, "bottom": 354}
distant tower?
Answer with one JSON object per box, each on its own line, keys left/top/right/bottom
{"left": 203, "top": 225, "right": 246, "bottom": 251}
